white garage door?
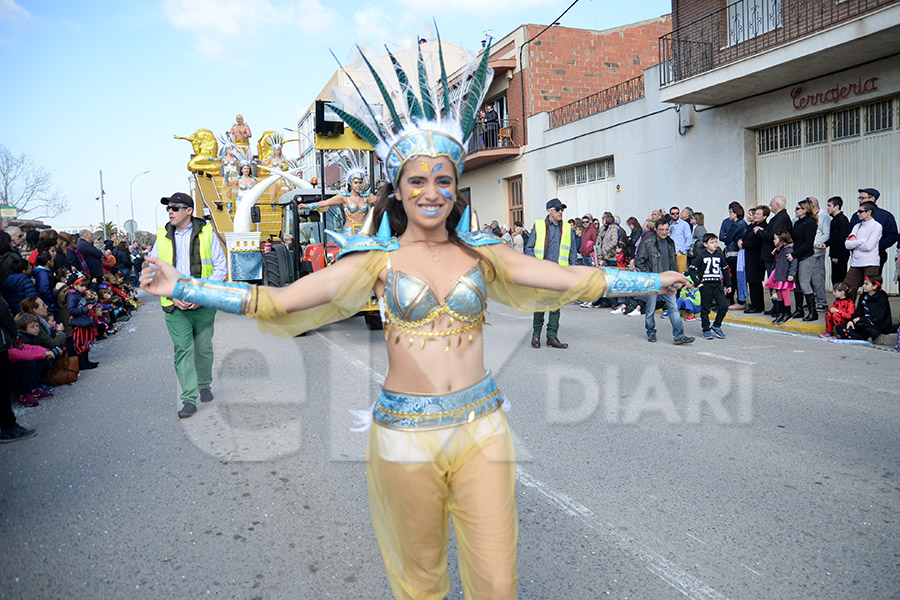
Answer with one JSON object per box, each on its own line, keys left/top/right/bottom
{"left": 756, "top": 98, "right": 900, "bottom": 292}
{"left": 556, "top": 157, "right": 618, "bottom": 220}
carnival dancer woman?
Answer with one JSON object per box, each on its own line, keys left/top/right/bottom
{"left": 299, "top": 149, "right": 373, "bottom": 234}
{"left": 258, "top": 132, "right": 294, "bottom": 201}
{"left": 225, "top": 149, "right": 255, "bottom": 214}
{"left": 141, "top": 36, "right": 687, "bottom": 600}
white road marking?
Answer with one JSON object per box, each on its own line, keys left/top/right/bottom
{"left": 695, "top": 352, "right": 756, "bottom": 365}
{"left": 685, "top": 532, "right": 707, "bottom": 545}
{"left": 516, "top": 467, "right": 730, "bottom": 600}
{"left": 318, "top": 330, "right": 730, "bottom": 600}
{"left": 740, "top": 563, "right": 762, "bottom": 576}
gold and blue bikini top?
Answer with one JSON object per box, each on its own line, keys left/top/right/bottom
{"left": 382, "top": 257, "right": 488, "bottom": 351}
{"left": 346, "top": 202, "right": 369, "bottom": 215}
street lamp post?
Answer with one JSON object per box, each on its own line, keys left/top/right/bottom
{"left": 129, "top": 170, "right": 150, "bottom": 244}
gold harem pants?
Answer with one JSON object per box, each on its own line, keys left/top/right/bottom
{"left": 366, "top": 409, "right": 518, "bottom": 599}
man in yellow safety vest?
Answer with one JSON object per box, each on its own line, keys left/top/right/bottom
{"left": 525, "top": 198, "right": 576, "bottom": 348}
{"left": 150, "top": 192, "right": 227, "bottom": 418}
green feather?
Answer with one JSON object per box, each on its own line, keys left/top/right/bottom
{"left": 460, "top": 39, "right": 492, "bottom": 140}
{"left": 387, "top": 47, "right": 423, "bottom": 120}
{"left": 434, "top": 21, "right": 451, "bottom": 117}
{"left": 329, "top": 49, "right": 389, "bottom": 141}
{"left": 355, "top": 46, "right": 404, "bottom": 133}
{"left": 327, "top": 105, "right": 381, "bottom": 149}
{"left": 417, "top": 44, "right": 436, "bottom": 121}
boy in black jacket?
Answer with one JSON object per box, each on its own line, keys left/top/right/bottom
{"left": 689, "top": 233, "right": 733, "bottom": 339}
{"left": 835, "top": 276, "right": 894, "bottom": 341}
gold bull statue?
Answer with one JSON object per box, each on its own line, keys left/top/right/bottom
{"left": 174, "top": 129, "right": 220, "bottom": 175}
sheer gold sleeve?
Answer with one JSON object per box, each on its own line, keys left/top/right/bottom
{"left": 474, "top": 245, "right": 608, "bottom": 312}
{"left": 249, "top": 251, "right": 387, "bottom": 338}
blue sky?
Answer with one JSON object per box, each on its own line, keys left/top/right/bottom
{"left": 1, "top": 0, "right": 669, "bottom": 234}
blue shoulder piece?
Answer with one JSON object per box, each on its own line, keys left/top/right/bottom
{"left": 328, "top": 229, "right": 399, "bottom": 258}
{"left": 458, "top": 231, "right": 503, "bottom": 247}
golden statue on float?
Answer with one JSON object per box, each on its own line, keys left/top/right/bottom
{"left": 173, "top": 129, "right": 220, "bottom": 175}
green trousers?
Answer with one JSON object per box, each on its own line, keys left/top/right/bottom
{"left": 532, "top": 309, "right": 560, "bottom": 338}
{"left": 164, "top": 306, "right": 216, "bottom": 404}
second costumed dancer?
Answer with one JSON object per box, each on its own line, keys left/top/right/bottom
{"left": 141, "top": 33, "right": 687, "bottom": 600}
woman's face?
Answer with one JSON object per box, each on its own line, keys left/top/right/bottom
{"left": 795, "top": 204, "right": 807, "bottom": 218}
{"left": 32, "top": 298, "right": 47, "bottom": 317}
{"left": 242, "top": 165, "right": 251, "bottom": 176}
{"left": 396, "top": 156, "right": 456, "bottom": 232}
{"left": 351, "top": 178, "right": 363, "bottom": 194}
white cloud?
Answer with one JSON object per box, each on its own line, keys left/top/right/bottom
{"left": 0, "top": 0, "right": 33, "bottom": 26}
{"left": 162, "top": 0, "right": 336, "bottom": 58}
{"left": 390, "top": 0, "right": 547, "bottom": 16}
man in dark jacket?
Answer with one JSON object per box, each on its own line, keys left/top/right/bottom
{"left": 741, "top": 206, "right": 767, "bottom": 313}
{"left": 753, "top": 195, "right": 791, "bottom": 314}
{"left": 847, "top": 188, "right": 898, "bottom": 273}
{"left": 76, "top": 229, "right": 104, "bottom": 289}
{"left": 825, "top": 196, "right": 850, "bottom": 285}
{"left": 835, "top": 276, "right": 893, "bottom": 341}
{"left": 0, "top": 294, "right": 37, "bottom": 443}
{"left": 635, "top": 219, "right": 694, "bottom": 345}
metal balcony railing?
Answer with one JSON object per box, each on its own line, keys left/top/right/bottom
{"left": 468, "top": 118, "right": 519, "bottom": 154}
{"left": 659, "top": 0, "right": 899, "bottom": 87}
{"left": 548, "top": 75, "right": 645, "bottom": 129}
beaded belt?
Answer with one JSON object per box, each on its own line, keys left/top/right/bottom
{"left": 374, "top": 373, "right": 502, "bottom": 430}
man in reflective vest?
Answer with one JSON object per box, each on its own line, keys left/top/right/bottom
{"left": 149, "top": 192, "right": 227, "bottom": 418}
{"left": 525, "top": 198, "right": 576, "bottom": 348}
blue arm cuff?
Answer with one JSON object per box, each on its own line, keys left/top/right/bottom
{"left": 173, "top": 278, "right": 252, "bottom": 314}
{"left": 602, "top": 269, "right": 662, "bottom": 295}
{"left": 307, "top": 202, "right": 320, "bottom": 211}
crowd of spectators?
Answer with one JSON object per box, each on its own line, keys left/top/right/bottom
{"left": 0, "top": 226, "right": 147, "bottom": 443}
{"left": 556, "top": 190, "right": 899, "bottom": 345}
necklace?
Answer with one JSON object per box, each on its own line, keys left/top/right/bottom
{"left": 411, "top": 239, "right": 446, "bottom": 262}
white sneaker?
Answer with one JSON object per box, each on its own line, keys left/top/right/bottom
{"left": 579, "top": 302, "right": 594, "bottom": 308}
{"left": 610, "top": 306, "right": 625, "bottom": 315}
{"left": 627, "top": 307, "right": 642, "bottom": 317}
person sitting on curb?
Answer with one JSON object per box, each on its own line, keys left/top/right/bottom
{"left": 834, "top": 276, "right": 894, "bottom": 342}
{"left": 819, "top": 282, "right": 855, "bottom": 339}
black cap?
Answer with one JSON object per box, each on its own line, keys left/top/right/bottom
{"left": 858, "top": 188, "right": 880, "bottom": 201}
{"left": 160, "top": 192, "right": 194, "bottom": 208}
{"left": 546, "top": 198, "right": 567, "bottom": 210}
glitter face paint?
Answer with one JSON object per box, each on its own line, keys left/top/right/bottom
{"left": 431, "top": 163, "right": 443, "bottom": 173}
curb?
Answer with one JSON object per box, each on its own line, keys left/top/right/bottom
{"left": 721, "top": 312, "right": 825, "bottom": 335}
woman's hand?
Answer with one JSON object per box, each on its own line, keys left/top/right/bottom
{"left": 787, "top": 275, "right": 794, "bottom": 282}
{"left": 659, "top": 270, "right": 689, "bottom": 294}
{"left": 140, "top": 257, "right": 180, "bottom": 298}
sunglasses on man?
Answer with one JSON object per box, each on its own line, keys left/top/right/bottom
{"left": 166, "top": 205, "right": 189, "bottom": 212}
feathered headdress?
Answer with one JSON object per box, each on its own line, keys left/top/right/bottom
{"left": 327, "top": 25, "right": 492, "bottom": 188}
{"left": 328, "top": 149, "right": 369, "bottom": 188}
{"left": 233, "top": 146, "right": 253, "bottom": 169}
{"left": 266, "top": 131, "right": 283, "bottom": 150}
{"left": 217, "top": 135, "right": 236, "bottom": 158}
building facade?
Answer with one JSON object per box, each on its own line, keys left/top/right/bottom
{"left": 524, "top": 0, "right": 900, "bottom": 291}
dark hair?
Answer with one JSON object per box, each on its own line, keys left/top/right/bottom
{"left": 833, "top": 281, "right": 850, "bottom": 294}
{"left": 11, "top": 256, "right": 28, "bottom": 274}
{"left": 777, "top": 230, "right": 793, "bottom": 245}
{"left": 730, "top": 203, "right": 745, "bottom": 220}
{"left": 0, "top": 231, "right": 10, "bottom": 254}
{"left": 669, "top": 206, "right": 679, "bottom": 213}
{"left": 36, "top": 250, "right": 53, "bottom": 267}
{"left": 827, "top": 196, "right": 843, "bottom": 209}
{"left": 19, "top": 296, "right": 43, "bottom": 314}
{"left": 626, "top": 216, "right": 641, "bottom": 234}
{"left": 859, "top": 201, "right": 877, "bottom": 214}
{"left": 39, "top": 229, "right": 58, "bottom": 245}
{"left": 865, "top": 275, "right": 883, "bottom": 286}
{"left": 369, "top": 178, "right": 494, "bottom": 278}
{"left": 756, "top": 205, "right": 771, "bottom": 218}
{"left": 703, "top": 233, "right": 718, "bottom": 243}
{"left": 117, "top": 241, "right": 128, "bottom": 253}
{"left": 654, "top": 218, "right": 669, "bottom": 230}
{"left": 15, "top": 312, "right": 39, "bottom": 331}
{"left": 25, "top": 229, "right": 40, "bottom": 250}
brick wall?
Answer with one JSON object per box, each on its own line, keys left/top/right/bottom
{"left": 674, "top": 0, "right": 726, "bottom": 30}
{"left": 525, "top": 16, "right": 673, "bottom": 118}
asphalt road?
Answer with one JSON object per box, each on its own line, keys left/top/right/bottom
{"left": 2, "top": 294, "right": 899, "bottom": 600}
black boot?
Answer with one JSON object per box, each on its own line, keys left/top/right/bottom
{"left": 802, "top": 294, "right": 818, "bottom": 321}
{"left": 779, "top": 302, "right": 794, "bottom": 323}
{"left": 790, "top": 291, "right": 804, "bottom": 319}
{"left": 771, "top": 300, "right": 782, "bottom": 323}
{"left": 78, "top": 351, "right": 99, "bottom": 370}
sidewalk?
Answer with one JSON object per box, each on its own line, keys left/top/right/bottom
{"left": 718, "top": 293, "right": 900, "bottom": 347}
